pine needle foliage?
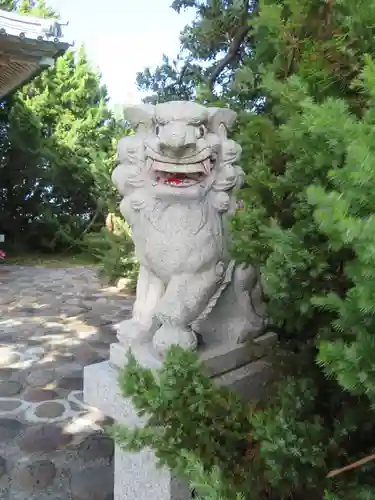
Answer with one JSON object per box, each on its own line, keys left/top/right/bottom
{"left": 114, "top": 0, "right": 375, "bottom": 498}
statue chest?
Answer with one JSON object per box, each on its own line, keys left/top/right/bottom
{"left": 131, "top": 203, "right": 225, "bottom": 279}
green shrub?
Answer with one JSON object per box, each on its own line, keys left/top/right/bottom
{"left": 113, "top": 346, "right": 375, "bottom": 499}
{"left": 113, "top": 0, "right": 375, "bottom": 498}
{"left": 83, "top": 215, "right": 138, "bottom": 290}
{"left": 113, "top": 347, "right": 254, "bottom": 500}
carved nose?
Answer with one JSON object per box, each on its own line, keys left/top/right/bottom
{"left": 159, "top": 125, "right": 196, "bottom": 156}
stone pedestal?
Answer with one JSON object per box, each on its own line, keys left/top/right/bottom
{"left": 84, "top": 333, "right": 276, "bottom": 500}
{"left": 84, "top": 360, "right": 191, "bottom": 500}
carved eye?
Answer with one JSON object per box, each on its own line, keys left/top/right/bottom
{"left": 155, "top": 124, "right": 160, "bottom": 136}
{"left": 198, "top": 125, "right": 206, "bottom": 138}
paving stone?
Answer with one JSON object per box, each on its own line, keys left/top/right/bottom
{"left": 64, "top": 298, "right": 82, "bottom": 306}
{"left": 57, "top": 372, "right": 84, "bottom": 390}
{"left": 99, "top": 324, "right": 118, "bottom": 337}
{"left": 59, "top": 352, "right": 75, "bottom": 362}
{"left": 75, "top": 324, "right": 99, "bottom": 335}
{"left": 55, "top": 362, "right": 83, "bottom": 376}
{"left": 78, "top": 350, "right": 106, "bottom": 365}
{"left": 15, "top": 459, "right": 56, "bottom": 491}
{"left": 0, "top": 379, "right": 22, "bottom": 397}
{"left": 67, "top": 390, "right": 84, "bottom": 412}
{"left": 0, "top": 418, "right": 24, "bottom": 440}
{"left": 69, "top": 401, "right": 83, "bottom": 412}
{"left": 61, "top": 306, "right": 86, "bottom": 316}
{"left": 77, "top": 431, "right": 115, "bottom": 462}
{"left": 72, "top": 391, "right": 84, "bottom": 402}
{"left": 0, "top": 332, "right": 17, "bottom": 343}
{"left": 17, "top": 306, "right": 38, "bottom": 314}
{"left": 0, "top": 348, "right": 20, "bottom": 366}
{"left": 88, "top": 339, "right": 112, "bottom": 349}
{"left": 34, "top": 401, "right": 66, "bottom": 419}
{"left": 0, "top": 367, "right": 22, "bottom": 377}
{"left": 0, "top": 456, "right": 6, "bottom": 478}
{"left": 0, "top": 399, "right": 23, "bottom": 412}
{"left": 81, "top": 313, "right": 112, "bottom": 327}
{"left": 70, "top": 465, "right": 114, "bottom": 500}
{"left": 44, "top": 323, "right": 65, "bottom": 333}
{"left": 100, "top": 415, "right": 115, "bottom": 427}
{"left": 74, "top": 345, "right": 102, "bottom": 365}
{"left": 26, "top": 369, "right": 55, "bottom": 388}
{"left": 18, "top": 424, "right": 72, "bottom": 453}
{"left": 23, "top": 388, "right": 58, "bottom": 402}
{"left": 0, "top": 294, "right": 12, "bottom": 305}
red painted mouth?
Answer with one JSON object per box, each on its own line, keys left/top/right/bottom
{"left": 164, "top": 175, "right": 184, "bottom": 186}
{"left": 155, "top": 171, "right": 205, "bottom": 187}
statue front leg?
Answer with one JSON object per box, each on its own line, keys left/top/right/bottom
{"left": 117, "top": 265, "right": 164, "bottom": 346}
{"left": 152, "top": 263, "right": 224, "bottom": 353}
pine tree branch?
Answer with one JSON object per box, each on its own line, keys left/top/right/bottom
{"left": 327, "top": 453, "right": 375, "bottom": 478}
{"left": 66, "top": 203, "right": 103, "bottom": 251}
{"left": 207, "top": 0, "right": 251, "bottom": 91}
{"left": 177, "top": 57, "right": 194, "bottom": 86}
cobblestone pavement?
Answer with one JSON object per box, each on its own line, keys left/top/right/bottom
{"left": 0, "top": 265, "right": 135, "bottom": 500}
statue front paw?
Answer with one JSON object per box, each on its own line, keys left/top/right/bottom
{"left": 152, "top": 323, "right": 198, "bottom": 355}
{"left": 116, "top": 318, "right": 156, "bottom": 347}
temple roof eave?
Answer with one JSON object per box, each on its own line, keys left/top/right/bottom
{"left": 0, "top": 9, "right": 72, "bottom": 99}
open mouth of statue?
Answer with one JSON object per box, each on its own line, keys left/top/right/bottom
{"left": 149, "top": 158, "right": 213, "bottom": 188}
{"left": 155, "top": 171, "right": 205, "bottom": 187}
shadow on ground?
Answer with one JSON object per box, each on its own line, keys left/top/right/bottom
{"left": 0, "top": 264, "right": 134, "bottom": 500}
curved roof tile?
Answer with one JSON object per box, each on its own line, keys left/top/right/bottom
{"left": 0, "top": 9, "right": 73, "bottom": 98}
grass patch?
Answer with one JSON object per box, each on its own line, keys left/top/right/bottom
{"left": 4, "top": 252, "right": 97, "bottom": 268}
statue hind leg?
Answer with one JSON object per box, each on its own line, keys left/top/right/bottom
{"left": 192, "top": 263, "right": 265, "bottom": 346}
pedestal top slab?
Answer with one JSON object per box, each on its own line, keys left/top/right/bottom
{"left": 109, "top": 331, "right": 277, "bottom": 378}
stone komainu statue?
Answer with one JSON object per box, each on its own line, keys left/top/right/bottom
{"left": 112, "top": 101, "right": 265, "bottom": 353}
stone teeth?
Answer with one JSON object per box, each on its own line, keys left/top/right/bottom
{"left": 202, "top": 159, "right": 211, "bottom": 174}
{"left": 147, "top": 158, "right": 154, "bottom": 171}
{"left": 152, "top": 160, "right": 205, "bottom": 174}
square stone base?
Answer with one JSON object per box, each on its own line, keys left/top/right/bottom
{"left": 114, "top": 444, "right": 190, "bottom": 500}
{"left": 84, "top": 360, "right": 191, "bottom": 500}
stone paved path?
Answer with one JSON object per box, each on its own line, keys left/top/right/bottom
{"left": 0, "top": 265, "right": 134, "bottom": 500}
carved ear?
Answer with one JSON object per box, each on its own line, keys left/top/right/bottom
{"left": 123, "top": 104, "right": 155, "bottom": 130}
{"left": 207, "top": 107, "right": 237, "bottom": 137}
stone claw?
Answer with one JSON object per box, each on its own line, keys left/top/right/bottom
{"left": 116, "top": 318, "right": 155, "bottom": 347}
{"left": 152, "top": 323, "right": 198, "bottom": 354}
